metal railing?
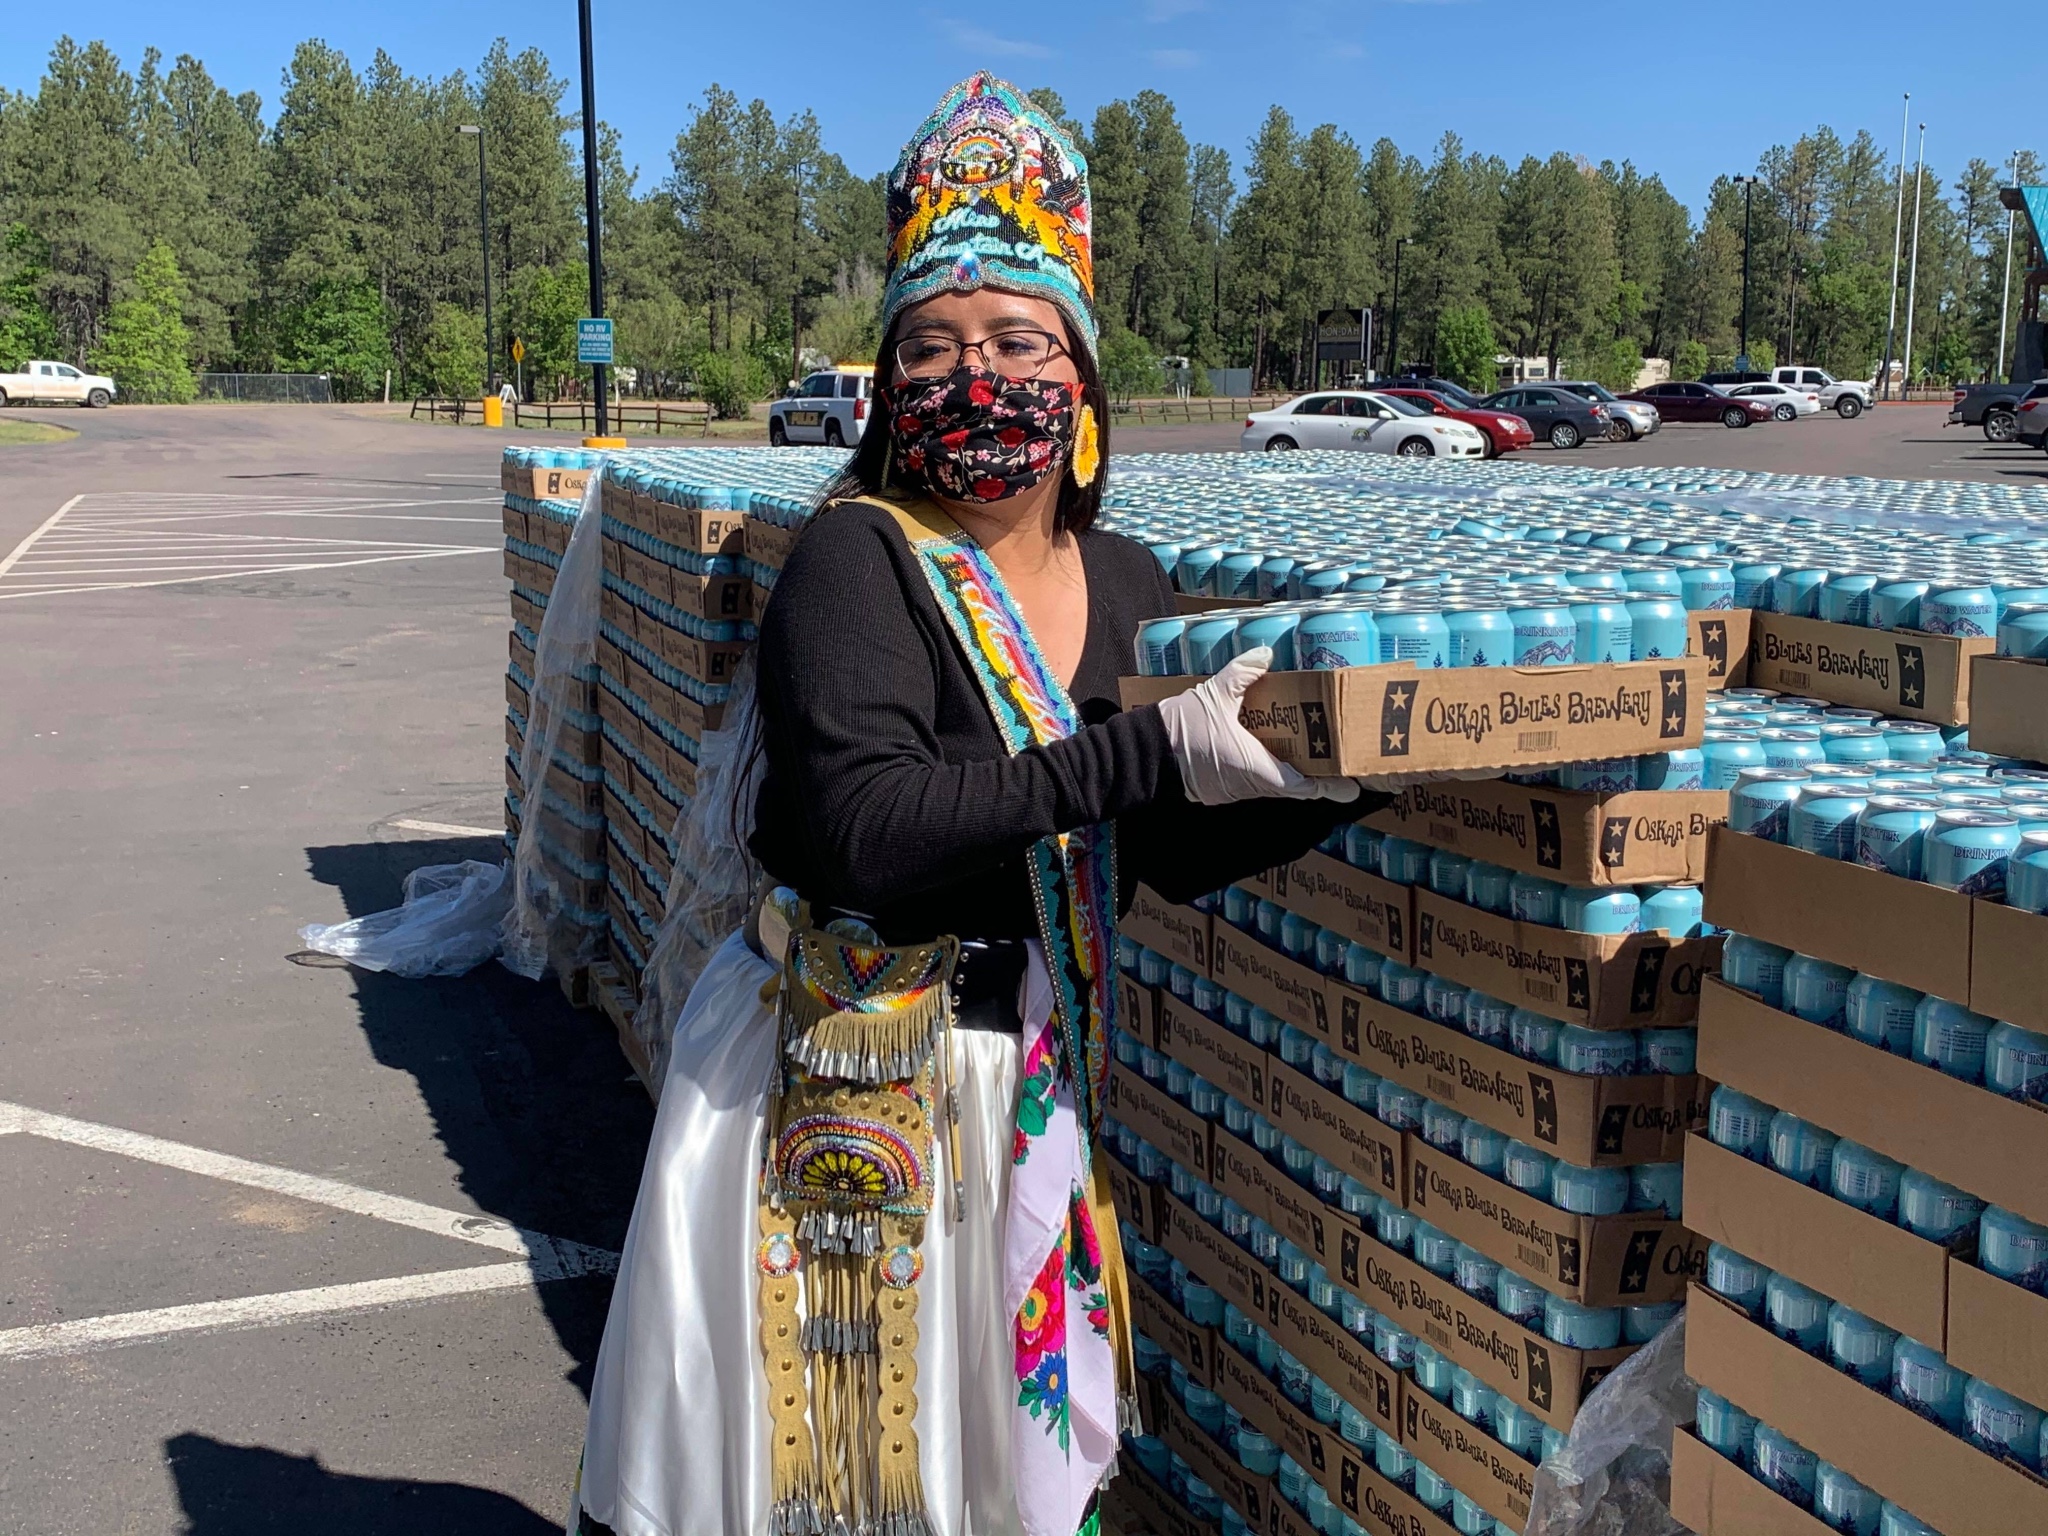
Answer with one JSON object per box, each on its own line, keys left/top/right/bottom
{"left": 411, "top": 398, "right": 717, "bottom": 436}
{"left": 1109, "top": 395, "right": 1288, "bottom": 424}
{"left": 197, "top": 372, "right": 334, "bottom": 403}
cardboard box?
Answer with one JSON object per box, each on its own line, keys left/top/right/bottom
{"left": 1682, "top": 1132, "right": 1948, "bottom": 1346}
{"left": 743, "top": 515, "right": 801, "bottom": 573}
{"left": 1123, "top": 886, "right": 1215, "bottom": 975}
{"left": 1414, "top": 889, "right": 1719, "bottom": 1028}
{"left": 1401, "top": 1378, "right": 1540, "bottom": 1531}
{"left": 1109, "top": 1063, "right": 1211, "bottom": 1181}
{"left": 1132, "top": 1273, "right": 1217, "bottom": 1388}
{"left": 1118, "top": 973, "right": 1162, "bottom": 1049}
{"left": 1265, "top": 1272, "right": 1404, "bottom": 1440}
{"left": 1161, "top": 993, "right": 1269, "bottom": 1109}
{"left": 1211, "top": 1341, "right": 1342, "bottom": 1506}
{"left": 1690, "top": 608, "right": 1753, "bottom": 690}
{"left": 1158, "top": 1397, "right": 1270, "bottom": 1529}
{"left": 1246, "top": 852, "right": 1415, "bottom": 962}
{"left": 1322, "top": 1457, "right": 1463, "bottom": 1536}
{"left": 1670, "top": 1429, "right": 1840, "bottom": 1536}
{"left": 669, "top": 570, "right": 751, "bottom": 624}
{"left": 1264, "top": 1060, "right": 1406, "bottom": 1203}
{"left": 646, "top": 502, "right": 745, "bottom": 557}
{"left": 1701, "top": 825, "right": 1973, "bottom": 1002}
{"left": 1967, "top": 898, "right": 2048, "bottom": 1035}
{"left": 1945, "top": 1258, "right": 2048, "bottom": 1419}
{"left": 1746, "top": 611, "right": 1993, "bottom": 725}
{"left": 520, "top": 465, "right": 591, "bottom": 502}
{"left": 1364, "top": 781, "right": 1728, "bottom": 887}
{"left": 1212, "top": 925, "right": 1331, "bottom": 1039}
{"left": 1687, "top": 1285, "right": 2048, "bottom": 1536}
{"left": 1103, "top": 1460, "right": 1223, "bottom": 1536}
{"left": 1966, "top": 652, "right": 2048, "bottom": 762}
{"left": 1120, "top": 658, "right": 1712, "bottom": 776}
{"left": 1329, "top": 1220, "right": 1632, "bottom": 1431}
{"left": 1161, "top": 1190, "right": 1276, "bottom": 1323}
{"left": 658, "top": 627, "right": 750, "bottom": 688}
{"left": 1204, "top": 1122, "right": 1341, "bottom": 1273}
{"left": 1106, "top": 1149, "right": 1164, "bottom": 1244}
{"left": 1329, "top": 991, "right": 1699, "bottom": 1166}
{"left": 1406, "top": 1140, "right": 1702, "bottom": 1306}
{"left": 1698, "top": 976, "right": 2048, "bottom": 1227}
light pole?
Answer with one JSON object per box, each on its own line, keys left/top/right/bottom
{"left": 576, "top": 0, "right": 617, "bottom": 444}
{"left": 1880, "top": 94, "right": 1911, "bottom": 399}
{"left": 2000, "top": 150, "right": 2019, "bottom": 380}
{"left": 1387, "top": 237, "right": 1413, "bottom": 378}
{"left": 1902, "top": 123, "right": 1927, "bottom": 393}
{"left": 458, "top": 125, "right": 495, "bottom": 394}
{"left": 1732, "top": 176, "right": 1761, "bottom": 370}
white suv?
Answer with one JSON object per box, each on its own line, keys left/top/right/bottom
{"left": 768, "top": 367, "right": 874, "bottom": 447}
{"left": 1770, "top": 366, "right": 1870, "bottom": 419}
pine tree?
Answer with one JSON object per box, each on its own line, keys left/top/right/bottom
{"left": 93, "top": 238, "right": 194, "bottom": 400}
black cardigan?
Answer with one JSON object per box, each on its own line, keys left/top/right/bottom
{"left": 749, "top": 498, "right": 1378, "bottom": 943}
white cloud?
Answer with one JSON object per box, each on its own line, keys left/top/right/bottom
{"left": 942, "top": 23, "right": 1054, "bottom": 59}
{"left": 1149, "top": 47, "right": 1201, "bottom": 67}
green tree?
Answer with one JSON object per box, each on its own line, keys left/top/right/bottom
{"left": 693, "top": 347, "right": 769, "bottom": 418}
{"left": 0, "top": 225, "right": 61, "bottom": 368}
{"left": 1673, "top": 339, "right": 1709, "bottom": 379}
{"left": 417, "top": 301, "right": 484, "bottom": 396}
{"left": 272, "top": 281, "right": 389, "bottom": 399}
{"left": 1434, "top": 304, "right": 1497, "bottom": 394}
{"left": 92, "top": 238, "right": 195, "bottom": 401}
{"left": 1098, "top": 325, "right": 1162, "bottom": 403}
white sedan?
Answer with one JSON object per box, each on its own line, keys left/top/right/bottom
{"left": 1721, "top": 381, "right": 1821, "bottom": 421}
{"left": 1241, "top": 390, "right": 1489, "bottom": 457}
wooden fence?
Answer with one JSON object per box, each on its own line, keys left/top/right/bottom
{"left": 411, "top": 397, "right": 716, "bottom": 435}
{"left": 1111, "top": 395, "right": 1287, "bottom": 424}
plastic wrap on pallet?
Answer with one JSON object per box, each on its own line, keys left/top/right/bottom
{"left": 627, "top": 653, "right": 764, "bottom": 1090}
{"left": 503, "top": 471, "right": 608, "bottom": 979}
{"left": 1526, "top": 1309, "right": 1694, "bottom": 1536}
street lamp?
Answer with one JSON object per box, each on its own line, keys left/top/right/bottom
{"left": 1731, "top": 175, "right": 1761, "bottom": 371}
{"left": 458, "top": 125, "right": 495, "bottom": 394}
{"left": 576, "top": 0, "right": 618, "bottom": 445}
{"left": 1387, "top": 236, "right": 1414, "bottom": 379}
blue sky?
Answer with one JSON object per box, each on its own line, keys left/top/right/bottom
{"left": 2, "top": 2, "right": 2030, "bottom": 215}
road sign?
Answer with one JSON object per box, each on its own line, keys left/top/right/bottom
{"left": 1315, "top": 307, "right": 1373, "bottom": 364}
{"left": 576, "top": 318, "right": 615, "bottom": 366}
{"left": 510, "top": 337, "right": 525, "bottom": 364}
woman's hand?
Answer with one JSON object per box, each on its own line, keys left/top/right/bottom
{"left": 1156, "top": 647, "right": 1361, "bottom": 807}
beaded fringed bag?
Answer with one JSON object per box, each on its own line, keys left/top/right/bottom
{"left": 757, "top": 911, "right": 964, "bottom": 1536}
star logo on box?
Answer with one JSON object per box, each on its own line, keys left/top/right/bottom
{"left": 1303, "top": 700, "right": 1333, "bottom": 760}
{"left": 1380, "top": 681, "right": 1416, "bottom": 757}
{"left": 1565, "top": 959, "right": 1591, "bottom": 1011}
{"left": 1897, "top": 644, "right": 1925, "bottom": 708}
{"left": 1620, "top": 1230, "right": 1662, "bottom": 1295}
{"left": 1698, "top": 620, "right": 1727, "bottom": 675}
{"left": 1557, "top": 1233, "right": 1582, "bottom": 1286}
{"left": 1600, "top": 816, "right": 1631, "bottom": 868}
{"left": 1525, "top": 1342, "right": 1554, "bottom": 1411}
{"left": 1631, "top": 947, "right": 1667, "bottom": 1014}
{"left": 1535, "top": 799, "right": 1563, "bottom": 869}
{"left": 1529, "top": 1075, "right": 1559, "bottom": 1145}
{"left": 1659, "top": 669, "right": 1688, "bottom": 738}
{"left": 1597, "top": 1104, "right": 1632, "bottom": 1155}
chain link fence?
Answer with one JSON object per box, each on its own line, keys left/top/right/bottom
{"left": 195, "top": 373, "right": 335, "bottom": 403}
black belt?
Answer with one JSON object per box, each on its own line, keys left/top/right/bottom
{"left": 809, "top": 907, "right": 1027, "bottom": 1033}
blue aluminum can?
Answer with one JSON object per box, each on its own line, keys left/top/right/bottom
{"left": 1979, "top": 1205, "right": 2048, "bottom": 1290}
{"left": 1830, "top": 1138, "right": 1904, "bottom": 1218}
{"left": 1561, "top": 757, "right": 1639, "bottom": 794}
{"left": 1912, "top": 995, "right": 1993, "bottom": 1082}
{"left": 1843, "top": 973, "right": 1922, "bottom": 1054}
{"left": 1543, "top": 1295, "right": 1623, "bottom": 1348}
{"left": 1465, "top": 862, "right": 1514, "bottom": 915}
{"left": 1215, "top": 550, "right": 1263, "bottom": 598}
{"left": 1759, "top": 728, "right": 1826, "bottom": 770}
{"left": 1256, "top": 555, "right": 1297, "bottom": 599}
{"left": 1509, "top": 873, "right": 1564, "bottom": 925}
{"left": 1897, "top": 1169, "right": 1985, "bottom": 1244}
{"left": 1560, "top": 886, "right": 1641, "bottom": 934}
{"left": 1921, "top": 585, "right": 1997, "bottom": 638}
{"left": 1447, "top": 606, "right": 1514, "bottom": 667}
{"left": 1501, "top": 1139, "right": 1556, "bottom": 1197}
{"left": 1820, "top": 573, "right": 1880, "bottom": 625}
{"left": 1626, "top": 595, "right": 1688, "bottom": 660}
{"left": 1636, "top": 748, "right": 1705, "bottom": 790}
{"left": 1494, "top": 1267, "right": 1548, "bottom": 1326}
{"left": 1729, "top": 768, "right": 1810, "bottom": 843}
{"left": 1182, "top": 615, "right": 1242, "bottom": 675}
{"left": 1767, "top": 1110, "right": 1838, "bottom": 1187}
{"left": 2006, "top": 843, "right": 2048, "bottom": 912}
{"left": 1174, "top": 545, "right": 1226, "bottom": 594}
{"left": 1708, "top": 1086, "right": 1776, "bottom": 1163}
{"left": 1677, "top": 564, "right": 1736, "bottom": 611}
{"left": 1993, "top": 583, "right": 2048, "bottom": 618}
{"left": 1770, "top": 567, "right": 1831, "bottom": 617}
{"left": 1783, "top": 952, "right": 1853, "bottom": 1028}
{"left": 1821, "top": 726, "right": 1891, "bottom": 765}
{"left": 1855, "top": 796, "right": 1940, "bottom": 877}
{"left": 1296, "top": 608, "right": 1380, "bottom": 670}
{"left": 1552, "top": 1159, "right": 1631, "bottom": 1213}
{"left": 1134, "top": 618, "right": 1187, "bottom": 676}
{"left": 1880, "top": 721, "right": 1946, "bottom": 762}
{"left": 1509, "top": 603, "right": 1576, "bottom": 665}
{"left": 1557, "top": 1025, "right": 1638, "bottom": 1076}
{"left": 1234, "top": 611, "right": 1299, "bottom": 670}
{"left": 1826, "top": 1304, "right": 1900, "bottom": 1389}
{"left": 1721, "top": 933, "right": 1791, "bottom": 1007}
{"left": 1637, "top": 884, "right": 1704, "bottom": 936}
{"left": 1629, "top": 1161, "right": 1685, "bottom": 1216}
{"left": 1695, "top": 1389, "right": 1757, "bottom": 1461}
{"left": 1922, "top": 809, "right": 2021, "bottom": 896}
{"left": 1871, "top": 580, "right": 1932, "bottom": 631}
{"left": 1814, "top": 1463, "right": 1883, "bottom": 1533}
{"left": 1790, "top": 791, "right": 1867, "bottom": 860}
{"left": 1700, "top": 735, "right": 1767, "bottom": 789}
{"left": 1379, "top": 835, "right": 1432, "bottom": 885}
{"left": 1428, "top": 848, "right": 1473, "bottom": 899}
{"left": 1732, "top": 563, "right": 1782, "bottom": 608}
{"left": 1377, "top": 607, "right": 1450, "bottom": 668}
{"left": 1891, "top": 1335, "right": 1967, "bottom": 1428}
{"left": 1639, "top": 1028, "right": 1697, "bottom": 1074}
{"left": 1704, "top": 1241, "right": 1769, "bottom": 1311}
{"left": 1997, "top": 604, "right": 2048, "bottom": 658}
{"left": 1963, "top": 1376, "right": 2047, "bottom": 1467}
{"left": 1508, "top": 1008, "right": 1562, "bottom": 1063}
{"left": 1571, "top": 601, "right": 1633, "bottom": 664}
{"left": 1764, "top": 1271, "right": 1831, "bottom": 1355}
{"left": 1751, "top": 1423, "right": 1818, "bottom": 1507}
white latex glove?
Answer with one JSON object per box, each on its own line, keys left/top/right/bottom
{"left": 1156, "top": 647, "right": 1361, "bottom": 806}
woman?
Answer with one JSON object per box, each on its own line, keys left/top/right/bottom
{"left": 574, "top": 74, "right": 1389, "bottom": 1536}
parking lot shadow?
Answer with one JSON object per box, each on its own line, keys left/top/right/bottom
{"left": 301, "top": 838, "right": 654, "bottom": 1396}
{"left": 167, "top": 1433, "right": 560, "bottom": 1536}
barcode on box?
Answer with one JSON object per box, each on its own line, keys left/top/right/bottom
{"left": 1780, "top": 669, "right": 1811, "bottom": 688}
{"left": 1517, "top": 731, "right": 1558, "bottom": 752}
{"left": 1525, "top": 979, "right": 1558, "bottom": 1001}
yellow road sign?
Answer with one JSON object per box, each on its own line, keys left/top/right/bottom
{"left": 510, "top": 337, "right": 526, "bottom": 363}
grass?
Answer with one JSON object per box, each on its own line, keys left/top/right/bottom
{"left": 0, "top": 418, "right": 78, "bottom": 445}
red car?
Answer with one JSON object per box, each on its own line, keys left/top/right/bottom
{"left": 1377, "top": 388, "right": 1534, "bottom": 457}
{"left": 1621, "top": 380, "right": 1773, "bottom": 427}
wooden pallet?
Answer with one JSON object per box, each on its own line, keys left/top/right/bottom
{"left": 589, "top": 960, "right": 658, "bottom": 1100}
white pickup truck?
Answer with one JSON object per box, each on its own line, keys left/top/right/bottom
{"left": 1769, "top": 366, "right": 1870, "bottom": 419}
{"left": 0, "top": 361, "right": 118, "bottom": 407}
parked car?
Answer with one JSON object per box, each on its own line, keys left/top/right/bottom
{"left": 1949, "top": 379, "right": 2048, "bottom": 443}
{"left": 1240, "top": 390, "right": 1489, "bottom": 457}
{"left": 1623, "top": 380, "right": 1772, "bottom": 427}
{"left": 2011, "top": 383, "right": 2048, "bottom": 447}
{"left": 1553, "top": 380, "right": 1660, "bottom": 441}
{"left": 1476, "top": 385, "right": 1609, "bottom": 449}
{"left": 1375, "top": 387, "right": 1534, "bottom": 457}
{"left": 0, "top": 360, "right": 117, "bottom": 407}
{"left": 1702, "top": 366, "right": 1869, "bottom": 418}
{"left": 1392, "top": 373, "right": 1487, "bottom": 409}
{"left": 767, "top": 366, "right": 874, "bottom": 446}
{"left": 1720, "top": 380, "right": 1821, "bottom": 421}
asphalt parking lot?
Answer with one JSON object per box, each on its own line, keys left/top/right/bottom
{"left": 0, "top": 396, "right": 2030, "bottom": 1534}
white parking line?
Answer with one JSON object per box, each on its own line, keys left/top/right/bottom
{"left": 0, "top": 495, "right": 84, "bottom": 580}
{"left": 0, "top": 1099, "right": 619, "bottom": 1361}
{"left": 388, "top": 818, "right": 506, "bottom": 838}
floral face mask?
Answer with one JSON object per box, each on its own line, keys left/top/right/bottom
{"left": 889, "top": 367, "right": 1077, "bottom": 504}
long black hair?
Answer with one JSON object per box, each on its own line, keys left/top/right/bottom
{"left": 810, "top": 311, "right": 1111, "bottom": 534}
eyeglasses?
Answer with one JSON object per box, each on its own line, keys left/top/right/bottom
{"left": 893, "top": 328, "right": 1068, "bottom": 381}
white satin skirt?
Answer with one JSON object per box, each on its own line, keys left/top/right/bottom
{"left": 575, "top": 932, "right": 1032, "bottom": 1536}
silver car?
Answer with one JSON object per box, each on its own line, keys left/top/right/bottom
{"left": 1555, "top": 380, "right": 1660, "bottom": 441}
